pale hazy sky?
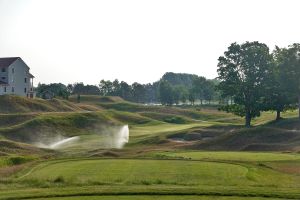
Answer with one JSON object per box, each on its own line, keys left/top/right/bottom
{"left": 0, "top": 0, "right": 299, "bottom": 85}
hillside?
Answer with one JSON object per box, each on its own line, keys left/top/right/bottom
{"left": 0, "top": 95, "right": 83, "bottom": 113}
{"left": 192, "top": 118, "right": 300, "bottom": 151}
{"left": 0, "top": 95, "right": 300, "bottom": 200}
{"left": 0, "top": 95, "right": 299, "bottom": 153}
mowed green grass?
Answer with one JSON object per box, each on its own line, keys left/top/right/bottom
{"left": 23, "top": 159, "right": 247, "bottom": 186}
{"left": 29, "top": 195, "right": 287, "bottom": 200}
{"left": 161, "top": 151, "right": 300, "bottom": 162}
{"left": 21, "top": 158, "right": 299, "bottom": 188}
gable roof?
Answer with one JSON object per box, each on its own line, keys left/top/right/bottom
{"left": 0, "top": 57, "right": 20, "bottom": 68}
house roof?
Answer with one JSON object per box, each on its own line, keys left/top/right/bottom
{"left": 0, "top": 57, "right": 20, "bottom": 68}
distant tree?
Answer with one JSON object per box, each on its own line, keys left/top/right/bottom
{"left": 131, "top": 82, "right": 146, "bottom": 103}
{"left": 144, "top": 83, "right": 158, "bottom": 103}
{"left": 161, "top": 72, "right": 198, "bottom": 88}
{"left": 217, "top": 42, "right": 273, "bottom": 127}
{"left": 36, "top": 83, "right": 69, "bottom": 99}
{"left": 112, "top": 79, "right": 121, "bottom": 96}
{"left": 192, "top": 76, "right": 207, "bottom": 104}
{"left": 203, "top": 80, "right": 215, "bottom": 104}
{"left": 159, "top": 80, "right": 174, "bottom": 105}
{"left": 99, "top": 80, "right": 113, "bottom": 96}
{"left": 119, "top": 81, "right": 132, "bottom": 100}
{"left": 67, "top": 84, "right": 74, "bottom": 95}
{"left": 72, "top": 83, "right": 85, "bottom": 95}
{"left": 188, "top": 89, "right": 195, "bottom": 105}
{"left": 77, "top": 94, "right": 81, "bottom": 103}
{"left": 73, "top": 83, "right": 100, "bottom": 95}
{"left": 178, "top": 86, "right": 189, "bottom": 104}
{"left": 172, "top": 86, "right": 182, "bottom": 105}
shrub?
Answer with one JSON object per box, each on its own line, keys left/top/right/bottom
{"left": 53, "top": 176, "right": 65, "bottom": 183}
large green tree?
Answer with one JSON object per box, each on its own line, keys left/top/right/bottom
{"left": 284, "top": 44, "right": 300, "bottom": 119}
{"left": 217, "top": 42, "right": 273, "bottom": 127}
{"left": 263, "top": 46, "right": 296, "bottom": 120}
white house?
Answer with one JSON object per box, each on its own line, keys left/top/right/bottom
{"left": 0, "top": 57, "right": 35, "bottom": 98}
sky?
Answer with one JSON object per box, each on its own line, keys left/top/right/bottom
{"left": 0, "top": 0, "right": 299, "bottom": 85}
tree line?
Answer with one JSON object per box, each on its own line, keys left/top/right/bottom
{"left": 35, "top": 41, "right": 300, "bottom": 128}
{"left": 36, "top": 72, "right": 220, "bottom": 105}
{"left": 217, "top": 42, "right": 300, "bottom": 127}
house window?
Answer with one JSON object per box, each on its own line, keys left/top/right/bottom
{"left": 4, "top": 87, "right": 6, "bottom": 92}
{"left": 1, "top": 68, "right": 5, "bottom": 72}
{"left": 25, "top": 78, "right": 27, "bottom": 83}
{"left": 1, "top": 77, "right": 5, "bottom": 80}
{"left": 12, "top": 68, "right": 14, "bottom": 73}
{"left": 12, "top": 87, "right": 14, "bottom": 93}
{"left": 24, "top": 88, "right": 27, "bottom": 93}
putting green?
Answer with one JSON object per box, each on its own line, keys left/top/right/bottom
{"left": 23, "top": 159, "right": 250, "bottom": 186}
{"left": 20, "top": 158, "right": 297, "bottom": 188}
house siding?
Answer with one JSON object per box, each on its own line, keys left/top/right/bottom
{"left": 0, "top": 58, "right": 34, "bottom": 97}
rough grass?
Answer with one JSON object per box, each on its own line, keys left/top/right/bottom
{"left": 190, "top": 117, "right": 300, "bottom": 151}
{"left": 68, "top": 95, "right": 124, "bottom": 103}
{"left": 139, "top": 112, "right": 192, "bottom": 124}
{"left": 0, "top": 112, "right": 122, "bottom": 143}
{"left": 0, "top": 155, "right": 36, "bottom": 168}
{"left": 0, "top": 95, "right": 82, "bottom": 113}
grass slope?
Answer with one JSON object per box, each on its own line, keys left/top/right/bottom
{"left": 0, "top": 112, "right": 121, "bottom": 143}
{"left": 0, "top": 96, "right": 82, "bottom": 113}
{"left": 1, "top": 95, "right": 300, "bottom": 200}
{"left": 192, "top": 118, "right": 300, "bottom": 151}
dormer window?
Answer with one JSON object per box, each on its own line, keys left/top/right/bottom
{"left": 1, "top": 68, "right": 5, "bottom": 72}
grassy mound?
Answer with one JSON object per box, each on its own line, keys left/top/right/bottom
{"left": 0, "top": 110, "right": 160, "bottom": 147}
{"left": 69, "top": 95, "right": 124, "bottom": 103}
{"left": 192, "top": 118, "right": 300, "bottom": 151}
{"left": 0, "top": 140, "right": 42, "bottom": 155}
{"left": 18, "top": 159, "right": 265, "bottom": 186}
{"left": 0, "top": 95, "right": 82, "bottom": 113}
{"left": 0, "top": 112, "right": 117, "bottom": 143}
{"left": 13, "top": 158, "right": 300, "bottom": 199}
{"left": 139, "top": 112, "right": 191, "bottom": 124}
